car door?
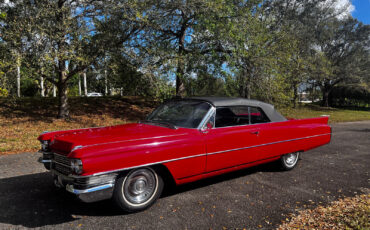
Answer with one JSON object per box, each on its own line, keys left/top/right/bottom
{"left": 204, "top": 106, "right": 262, "bottom": 173}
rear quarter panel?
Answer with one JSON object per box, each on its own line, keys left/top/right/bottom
{"left": 258, "top": 117, "right": 331, "bottom": 158}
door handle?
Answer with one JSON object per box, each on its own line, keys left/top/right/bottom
{"left": 250, "top": 131, "right": 259, "bottom": 135}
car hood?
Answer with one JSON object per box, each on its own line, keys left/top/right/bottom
{"left": 50, "top": 123, "right": 188, "bottom": 155}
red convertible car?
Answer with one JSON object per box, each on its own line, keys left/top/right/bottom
{"left": 38, "top": 97, "right": 331, "bottom": 212}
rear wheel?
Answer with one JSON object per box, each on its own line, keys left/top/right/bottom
{"left": 113, "top": 167, "right": 163, "bottom": 212}
{"left": 280, "top": 152, "right": 300, "bottom": 170}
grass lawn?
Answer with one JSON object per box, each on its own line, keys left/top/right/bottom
{"left": 279, "top": 104, "right": 370, "bottom": 123}
{"left": 0, "top": 97, "right": 369, "bottom": 154}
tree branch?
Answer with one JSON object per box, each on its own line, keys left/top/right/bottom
{"left": 66, "top": 65, "right": 88, "bottom": 81}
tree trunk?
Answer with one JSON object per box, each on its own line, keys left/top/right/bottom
{"left": 321, "top": 81, "right": 332, "bottom": 107}
{"left": 240, "top": 74, "right": 252, "bottom": 99}
{"left": 293, "top": 82, "right": 298, "bottom": 108}
{"left": 175, "top": 71, "right": 185, "bottom": 97}
{"left": 56, "top": 58, "right": 70, "bottom": 119}
{"left": 44, "top": 85, "right": 49, "bottom": 96}
{"left": 53, "top": 76, "right": 57, "bottom": 97}
{"left": 246, "top": 75, "right": 251, "bottom": 99}
{"left": 176, "top": 53, "right": 186, "bottom": 97}
{"left": 322, "top": 90, "right": 329, "bottom": 107}
{"left": 40, "top": 76, "right": 45, "bottom": 97}
{"left": 322, "top": 85, "right": 330, "bottom": 107}
{"left": 239, "top": 82, "right": 246, "bottom": 98}
{"left": 238, "top": 69, "right": 247, "bottom": 98}
{"left": 311, "top": 82, "right": 315, "bottom": 103}
{"left": 53, "top": 84, "right": 57, "bottom": 97}
{"left": 16, "top": 64, "right": 21, "bottom": 97}
{"left": 78, "top": 75, "right": 81, "bottom": 96}
{"left": 57, "top": 65, "right": 69, "bottom": 118}
{"left": 176, "top": 21, "right": 187, "bottom": 97}
{"left": 104, "top": 69, "right": 108, "bottom": 96}
{"left": 83, "top": 72, "right": 87, "bottom": 96}
{"left": 57, "top": 82, "right": 69, "bottom": 118}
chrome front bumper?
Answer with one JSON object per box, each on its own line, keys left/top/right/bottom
{"left": 38, "top": 151, "right": 117, "bottom": 202}
{"left": 66, "top": 183, "right": 114, "bottom": 194}
{"left": 52, "top": 171, "right": 117, "bottom": 202}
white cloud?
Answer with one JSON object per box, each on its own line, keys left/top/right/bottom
{"left": 2, "top": 0, "right": 14, "bottom": 7}
{"left": 320, "top": 0, "right": 355, "bottom": 19}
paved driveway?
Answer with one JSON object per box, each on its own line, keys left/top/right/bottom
{"left": 0, "top": 121, "right": 369, "bottom": 229}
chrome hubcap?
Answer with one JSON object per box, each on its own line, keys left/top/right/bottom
{"left": 123, "top": 169, "right": 156, "bottom": 205}
{"left": 284, "top": 152, "right": 299, "bottom": 166}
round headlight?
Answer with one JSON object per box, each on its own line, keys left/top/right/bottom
{"left": 40, "top": 140, "right": 50, "bottom": 152}
{"left": 70, "top": 159, "right": 83, "bottom": 175}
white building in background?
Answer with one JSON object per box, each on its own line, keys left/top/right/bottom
{"left": 299, "top": 92, "right": 320, "bottom": 103}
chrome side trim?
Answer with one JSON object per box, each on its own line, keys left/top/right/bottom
{"left": 89, "top": 132, "right": 331, "bottom": 177}
{"left": 207, "top": 133, "right": 331, "bottom": 156}
{"left": 66, "top": 183, "right": 114, "bottom": 194}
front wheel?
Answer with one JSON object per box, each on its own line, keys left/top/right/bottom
{"left": 113, "top": 167, "right": 164, "bottom": 212}
{"left": 280, "top": 152, "right": 300, "bottom": 170}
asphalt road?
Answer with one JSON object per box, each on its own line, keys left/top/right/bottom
{"left": 0, "top": 121, "right": 369, "bottom": 230}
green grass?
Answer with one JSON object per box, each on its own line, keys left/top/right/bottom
{"left": 279, "top": 104, "right": 370, "bottom": 123}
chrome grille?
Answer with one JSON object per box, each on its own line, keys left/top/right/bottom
{"left": 54, "top": 163, "right": 72, "bottom": 175}
{"left": 53, "top": 153, "right": 71, "bottom": 175}
{"left": 54, "top": 154, "right": 71, "bottom": 166}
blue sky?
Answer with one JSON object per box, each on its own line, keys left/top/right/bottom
{"left": 352, "top": 0, "right": 370, "bottom": 24}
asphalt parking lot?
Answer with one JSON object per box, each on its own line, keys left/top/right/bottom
{"left": 0, "top": 121, "right": 369, "bottom": 229}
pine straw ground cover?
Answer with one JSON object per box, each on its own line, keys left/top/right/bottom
{"left": 278, "top": 194, "right": 370, "bottom": 230}
{"left": 0, "top": 97, "right": 157, "bottom": 154}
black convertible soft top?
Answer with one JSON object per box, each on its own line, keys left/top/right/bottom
{"left": 185, "top": 97, "right": 287, "bottom": 122}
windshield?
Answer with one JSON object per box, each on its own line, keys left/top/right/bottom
{"left": 146, "top": 100, "right": 211, "bottom": 128}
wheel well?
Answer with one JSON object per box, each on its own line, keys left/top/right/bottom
{"left": 116, "top": 164, "right": 176, "bottom": 188}
{"left": 151, "top": 164, "right": 176, "bottom": 188}
{"left": 281, "top": 150, "right": 304, "bottom": 156}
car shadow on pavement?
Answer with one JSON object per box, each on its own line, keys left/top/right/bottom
{"left": 0, "top": 161, "right": 282, "bottom": 228}
{"left": 0, "top": 172, "right": 123, "bottom": 228}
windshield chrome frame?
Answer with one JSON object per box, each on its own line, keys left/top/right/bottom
{"left": 197, "top": 105, "right": 216, "bottom": 130}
